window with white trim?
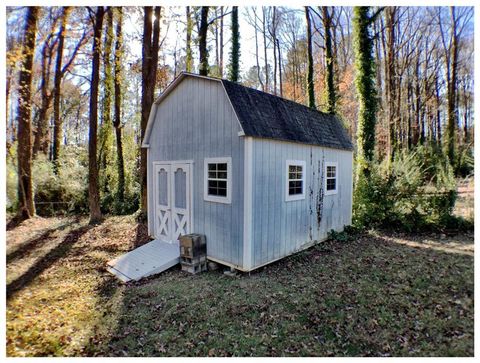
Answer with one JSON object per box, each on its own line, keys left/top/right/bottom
{"left": 204, "top": 157, "right": 232, "bottom": 204}
{"left": 325, "top": 162, "right": 338, "bottom": 195}
{"left": 285, "top": 160, "right": 306, "bottom": 201}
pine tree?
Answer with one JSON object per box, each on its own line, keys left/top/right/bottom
{"left": 228, "top": 6, "right": 240, "bottom": 82}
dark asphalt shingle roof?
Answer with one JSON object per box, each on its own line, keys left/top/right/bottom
{"left": 222, "top": 79, "right": 353, "bottom": 151}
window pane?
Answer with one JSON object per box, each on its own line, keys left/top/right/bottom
{"left": 327, "top": 178, "right": 336, "bottom": 191}
{"left": 217, "top": 188, "right": 227, "bottom": 197}
{"left": 289, "top": 180, "right": 303, "bottom": 195}
{"left": 218, "top": 171, "right": 227, "bottom": 179}
{"left": 208, "top": 163, "right": 216, "bottom": 171}
{"left": 327, "top": 166, "right": 336, "bottom": 178}
{"left": 217, "top": 163, "right": 227, "bottom": 171}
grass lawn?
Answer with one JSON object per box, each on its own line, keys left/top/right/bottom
{"left": 6, "top": 214, "right": 473, "bottom": 357}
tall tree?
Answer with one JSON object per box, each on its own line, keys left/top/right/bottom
{"left": 198, "top": 6, "right": 209, "bottom": 76}
{"left": 305, "top": 6, "right": 315, "bottom": 109}
{"left": 441, "top": 6, "right": 461, "bottom": 165}
{"left": 219, "top": 6, "right": 224, "bottom": 76}
{"left": 88, "top": 6, "right": 105, "bottom": 224}
{"left": 33, "top": 12, "right": 57, "bottom": 157}
{"left": 99, "top": 7, "right": 114, "bottom": 194}
{"left": 353, "top": 6, "right": 380, "bottom": 179}
{"left": 17, "top": 6, "right": 39, "bottom": 220}
{"left": 384, "top": 6, "right": 397, "bottom": 160}
{"left": 262, "top": 8, "right": 269, "bottom": 92}
{"left": 228, "top": 6, "right": 240, "bottom": 82}
{"left": 52, "top": 6, "right": 71, "bottom": 170}
{"left": 322, "top": 6, "right": 336, "bottom": 113}
{"left": 113, "top": 7, "right": 125, "bottom": 202}
{"left": 140, "top": 6, "right": 161, "bottom": 217}
{"left": 185, "top": 6, "right": 193, "bottom": 72}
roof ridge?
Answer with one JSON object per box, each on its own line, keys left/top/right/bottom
{"left": 221, "top": 78, "right": 337, "bottom": 120}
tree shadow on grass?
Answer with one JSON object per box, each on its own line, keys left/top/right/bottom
{"left": 7, "top": 218, "right": 81, "bottom": 264}
{"left": 7, "top": 222, "right": 97, "bottom": 300}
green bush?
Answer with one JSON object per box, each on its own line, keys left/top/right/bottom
{"left": 328, "top": 225, "right": 360, "bottom": 242}
{"left": 453, "top": 144, "right": 474, "bottom": 177}
{"left": 353, "top": 145, "right": 459, "bottom": 232}
{"left": 33, "top": 148, "right": 89, "bottom": 215}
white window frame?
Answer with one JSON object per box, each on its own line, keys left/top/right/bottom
{"left": 324, "top": 161, "right": 338, "bottom": 195}
{"left": 204, "top": 157, "right": 232, "bottom": 204}
{"left": 285, "top": 160, "right": 306, "bottom": 202}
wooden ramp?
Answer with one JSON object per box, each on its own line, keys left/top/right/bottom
{"left": 107, "top": 239, "right": 180, "bottom": 282}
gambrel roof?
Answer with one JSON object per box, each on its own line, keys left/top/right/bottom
{"left": 142, "top": 72, "right": 353, "bottom": 151}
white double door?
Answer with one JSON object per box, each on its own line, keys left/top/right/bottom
{"left": 153, "top": 162, "right": 192, "bottom": 243}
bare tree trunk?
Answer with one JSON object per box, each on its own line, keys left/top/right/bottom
{"left": 214, "top": 7, "right": 219, "bottom": 71}
{"left": 17, "top": 6, "right": 38, "bottom": 220}
{"left": 33, "top": 31, "right": 55, "bottom": 157}
{"left": 385, "top": 6, "right": 397, "bottom": 160}
{"left": 198, "top": 7, "right": 209, "bottom": 76}
{"left": 88, "top": 6, "right": 105, "bottom": 224}
{"left": 253, "top": 8, "right": 264, "bottom": 90}
{"left": 277, "top": 38, "right": 282, "bottom": 97}
{"left": 414, "top": 54, "right": 422, "bottom": 145}
{"left": 262, "top": 7, "right": 269, "bottom": 92}
{"left": 271, "top": 7, "right": 277, "bottom": 95}
{"left": 140, "top": 6, "right": 161, "bottom": 217}
{"left": 446, "top": 6, "right": 459, "bottom": 164}
{"left": 434, "top": 73, "right": 442, "bottom": 144}
{"left": 52, "top": 6, "right": 71, "bottom": 170}
{"left": 219, "top": 6, "right": 224, "bottom": 76}
{"left": 114, "top": 7, "right": 125, "bottom": 202}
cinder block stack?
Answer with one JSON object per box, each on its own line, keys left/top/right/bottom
{"left": 179, "top": 234, "right": 207, "bottom": 274}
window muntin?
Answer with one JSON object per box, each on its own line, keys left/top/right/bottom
{"left": 288, "top": 165, "right": 304, "bottom": 195}
{"left": 207, "top": 163, "right": 228, "bottom": 197}
{"left": 204, "top": 157, "right": 232, "bottom": 203}
{"left": 286, "top": 160, "right": 306, "bottom": 201}
{"left": 325, "top": 162, "right": 338, "bottom": 195}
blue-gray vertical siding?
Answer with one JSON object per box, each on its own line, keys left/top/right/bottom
{"left": 147, "top": 77, "right": 244, "bottom": 267}
{"left": 250, "top": 138, "right": 353, "bottom": 269}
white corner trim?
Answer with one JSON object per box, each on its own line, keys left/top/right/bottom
{"left": 142, "top": 103, "right": 159, "bottom": 147}
{"left": 146, "top": 148, "right": 152, "bottom": 236}
{"left": 203, "top": 157, "right": 232, "bottom": 204}
{"left": 243, "top": 137, "right": 254, "bottom": 270}
{"left": 285, "top": 159, "right": 306, "bottom": 202}
{"left": 324, "top": 161, "right": 339, "bottom": 196}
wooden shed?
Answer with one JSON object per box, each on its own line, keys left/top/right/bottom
{"left": 142, "top": 72, "right": 353, "bottom": 272}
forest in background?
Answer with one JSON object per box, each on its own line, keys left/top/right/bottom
{"left": 5, "top": 6, "right": 474, "bottom": 231}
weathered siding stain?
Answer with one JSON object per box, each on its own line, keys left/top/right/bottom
{"left": 147, "top": 77, "right": 244, "bottom": 267}
{"left": 250, "top": 138, "right": 353, "bottom": 269}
